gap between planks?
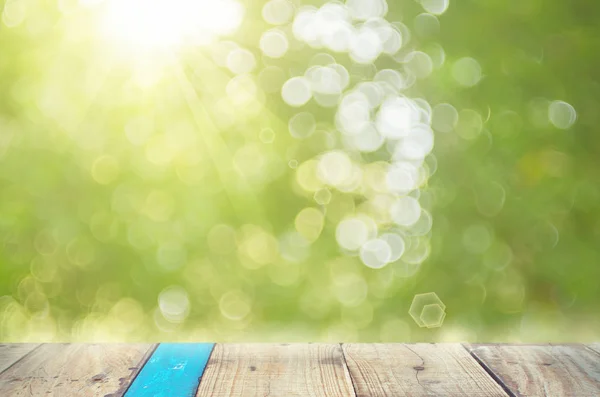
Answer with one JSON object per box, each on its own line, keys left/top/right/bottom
{"left": 586, "top": 343, "right": 600, "bottom": 357}
{"left": 342, "top": 343, "right": 508, "bottom": 396}
{"left": 119, "top": 343, "right": 159, "bottom": 397}
{"left": 462, "top": 343, "right": 517, "bottom": 397}
{"left": 467, "top": 344, "right": 600, "bottom": 397}
{"left": 0, "top": 344, "right": 41, "bottom": 375}
{"left": 2, "top": 343, "right": 600, "bottom": 397}
{"left": 340, "top": 343, "right": 360, "bottom": 397}
{"left": 0, "top": 343, "right": 156, "bottom": 397}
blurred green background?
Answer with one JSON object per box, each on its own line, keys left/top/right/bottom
{"left": 1, "top": 0, "right": 599, "bottom": 342}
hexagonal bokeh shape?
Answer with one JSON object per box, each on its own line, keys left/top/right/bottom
{"left": 409, "top": 292, "right": 446, "bottom": 328}
{"left": 420, "top": 303, "right": 446, "bottom": 328}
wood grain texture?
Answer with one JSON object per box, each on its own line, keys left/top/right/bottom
{"left": 469, "top": 344, "right": 600, "bottom": 397}
{"left": 0, "top": 344, "right": 39, "bottom": 374}
{"left": 0, "top": 343, "right": 154, "bottom": 397}
{"left": 196, "top": 343, "right": 356, "bottom": 397}
{"left": 343, "top": 343, "right": 508, "bottom": 397}
{"left": 588, "top": 343, "right": 600, "bottom": 356}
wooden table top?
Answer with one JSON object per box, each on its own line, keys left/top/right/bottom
{"left": 1, "top": 343, "right": 599, "bottom": 396}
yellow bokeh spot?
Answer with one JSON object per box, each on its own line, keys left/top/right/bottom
{"left": 219, "top": 290, "right": 251, "bottom": 320}
{"left": 108, "top": 298, "right": 145, "bottom": 334}
{"left": 143, "top": 190, "right": 175, "bottom": 222}
{"left": 237, "top": 225, "right": 279, "bottom": 268}
{"left": 66, "top": 237, "right": 96, "bottom": 268}
{"left": 294, "top": 207, "right": 324, "bottom": 243}
{"left": 233, "top": 143, "right": 267, "bottom": 179}
{"left": 207, "top": 224, "right": 237, "bottom": 255}
{"left": 296, "top": 159, "right": 323, "bottom": 193}
{"left": 91, "top": 155, "right": 120, "bottom": 185}
{"left": 146, "top": 134, "right": 176, "bottom": 166}
{"left": 363, "top": 162, "right": 390, "bottom": 195}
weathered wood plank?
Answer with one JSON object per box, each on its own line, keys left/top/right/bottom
{"left": 196, "top": 343, "right": 356, "bottom": 397}
{"left": 469, "top": 344, "right": 600, "bottom": 397}
{"left": 124, "top": 343, "right": 214, "bottom": 397}
{"left": 0, "top": 343, "right": 154, "bottom": 397}
{"left": 343, "top": 343, "right": 508, "bottom": 397}
{"left": 588, "top": 343, "right": 600, "bottom": 356}
{"left": 0, "top": 344, "right": 39, "bottom": 374}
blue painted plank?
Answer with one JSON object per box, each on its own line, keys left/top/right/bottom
{"left": 124, "top": 343, "right": 214, "bottom": 397}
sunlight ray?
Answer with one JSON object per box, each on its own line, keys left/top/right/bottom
{"left": 171, "top": 59, "right": 266, "bottom": 224}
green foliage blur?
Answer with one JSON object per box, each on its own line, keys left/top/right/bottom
{"left": 1, "top": 0, "right": 599, "bottom": 342}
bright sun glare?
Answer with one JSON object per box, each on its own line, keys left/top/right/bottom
{"left": 101, "top": 0, "right": 244, "bottom": 50}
